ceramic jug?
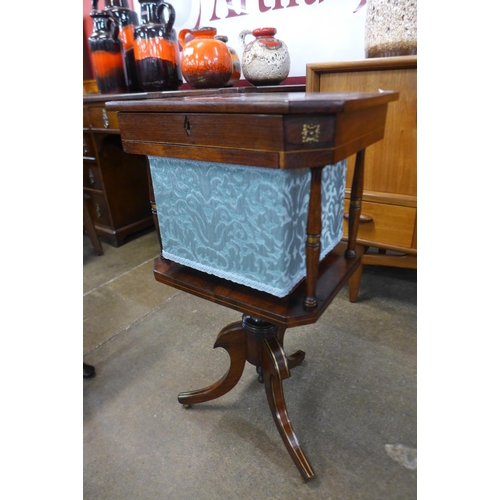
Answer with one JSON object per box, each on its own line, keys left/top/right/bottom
{"left": 88, "top": 9, "right": 129, "bottom": 94}
{"left": 101, "top": 0, "right": 141, "bottom": 91}
{"left": 133, "top": 0, "right": 183, "bottom": 91}
{"left": 178, "top": 27, "right": 233, "bottom": 89}
{"left": 239, "top": 27, "right": 290, "bottom": 86}
{"left": 214, "top": 35, "right": 241, "bottom": 87}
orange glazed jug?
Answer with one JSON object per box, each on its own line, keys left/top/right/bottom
{"left": 133, "top": 0, "right": 183, "bottom": 91}
{"left": 88, "top": 9, "right": 128, "bottom": 94}
{"left": 178, "top": 27, "right": 233, "bottom": 89}
{"left": 102, "top": 0, "right": 141, "bottom": 92}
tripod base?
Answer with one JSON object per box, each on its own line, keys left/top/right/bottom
{"left": 178, "top": 315, "right": 314, "bottom": 481}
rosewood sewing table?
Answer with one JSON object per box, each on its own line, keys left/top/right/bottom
{"left": 107, "top": 91, "right": 398, "bottom": 481}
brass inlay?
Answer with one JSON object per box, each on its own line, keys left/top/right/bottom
{"left": 302, "top": 124, "right": 320, "bottom": 143}
{"left": 307, "top": 235, "right": 320, "bottom": 245}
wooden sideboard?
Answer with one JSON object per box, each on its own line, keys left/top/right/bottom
{"left": 306, "top": 56, "right": 417, "bottom": 301}
{"left": 83, "top": 94, "right": 154, "bottom": 247}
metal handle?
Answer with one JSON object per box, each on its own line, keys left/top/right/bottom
{"left": 102, "top": 109, "right": 109, "bottom": 128}
{"left": 83, "top": 138, "right": 88, "bottom": 155}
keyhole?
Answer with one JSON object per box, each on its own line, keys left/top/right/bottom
{"left": 184, "top": 116, "right": 191, "bottom": 137}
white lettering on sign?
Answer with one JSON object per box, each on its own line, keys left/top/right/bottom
{"left": 205, "top": 0, "right": 325, "bottom": 23}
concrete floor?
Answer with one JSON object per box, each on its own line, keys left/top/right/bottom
{"left": 83, "top": 229, "right": 416, "bottom": 500}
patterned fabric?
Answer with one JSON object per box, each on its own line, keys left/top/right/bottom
{"left": 149, "top": 157, "right": 346, "bottom": 297}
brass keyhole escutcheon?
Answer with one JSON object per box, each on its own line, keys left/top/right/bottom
{"left": 184, "top": 116, "right": 191, "bottom": 137}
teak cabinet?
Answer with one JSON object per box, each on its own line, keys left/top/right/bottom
{"left": 83, "top": 96, "right": 153, "bottom": 247}
{"left": 306, "top": 56, "right": 417, "bottom": 300}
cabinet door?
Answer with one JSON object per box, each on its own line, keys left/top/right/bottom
{"left": 307, "top": 58, "right": 417, "bottom": 199}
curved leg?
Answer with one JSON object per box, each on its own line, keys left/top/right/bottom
{"left": 262, "top": 337, "right": 315, "bottom": 481}
{"left": 277, "top": 326, "right": 306, "bottom": 369}
{"left": 178, "top": 322, "right": 247, "bottom": 406}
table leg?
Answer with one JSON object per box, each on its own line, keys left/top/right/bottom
{"left": 178, "top": 321, "right": 246, "bottom": 406}
{"left": 346, "top": 149, "right": 365, "bottom": 260}
{"left": 277, "top": 326, "right": 306, "bottom": 369}
{"left": 262, "top": 336, "right": 315, "bottom": 481}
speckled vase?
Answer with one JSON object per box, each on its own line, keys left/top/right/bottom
{"left": 239, "top": 27, "right": 290, "bottom": 86}
{"left": 178, "top": 27, "right": 233, "bottom": 89}
{"left": 361, "top": 0, "right": 417, "bottom": 58}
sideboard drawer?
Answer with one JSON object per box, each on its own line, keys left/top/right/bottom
{"left": 84, "top": 191, "right": 111, "bottom": 226}
{"left": 83, "top": 107, "right": 89, "bottom": 128}
{"left": 88, "top": 106, "right": 119, "bottom": 130}
{"left": 83, "top": 161, "right": 103, "bottom": 191}
{"left": 343, "top": 200, "right": 416, "bottom": 249}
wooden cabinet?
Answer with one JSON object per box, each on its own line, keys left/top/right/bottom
{"left": 83, "top": 97, "right": 153, "bottom": 247}
{"left": 306, "top": 56, "right": 417, "bottom": 300}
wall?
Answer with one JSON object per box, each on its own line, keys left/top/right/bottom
{"left": 83, "top": 0, "right": 367, "bottom": 82}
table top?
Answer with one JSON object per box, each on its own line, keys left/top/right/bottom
{"left": 106, "top": 90, "right": 397, "bottom": 115}
{"left": 107, "top": 91, "right": 398, "bottom": 170}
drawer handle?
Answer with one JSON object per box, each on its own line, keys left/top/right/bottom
{"left": 102, "top": 109, "right": 109, "bottom": 128}
{"left": 83, "top": 138, "right": 88, "bottom": 155}
{"left": 343, "top": 213, "right": 373, "bottom": 223}
{"left": 89, "top": 170, "right": 95, "bottom": 185}
{"left": 95, "top": 203, "right": 102, "bottom": 218}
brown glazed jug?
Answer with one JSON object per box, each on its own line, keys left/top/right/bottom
{"left": 133, "top": 0, "right": 183, "bottom": 91}
{"left": 214, "top": 35, "right": 241, "bottom": 87}
{"left": 101, "top": 0, "right": 141, "bottom": 92}
{"left": 88, "top": 9, "right": 129, "bottom": 94}
{"left": 178, "top": 27, "right": 233, "bottom": 89}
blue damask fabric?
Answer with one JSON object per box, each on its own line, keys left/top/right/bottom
{"left": 149, "top": 157, "right": 346, "bottom": 297}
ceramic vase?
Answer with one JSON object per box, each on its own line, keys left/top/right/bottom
{"left": 178, "top": 27, "right": 233, "bottom": 89}
{"left": 239, "top": 27, "right": 290, "bottom": 86}
{"left": 133, "top": 0, "right": 183, "bottom": 91}
{"left": 362, "top": 0, "right": 417, "bottom": 58}
{"left": 102, "top": 0, "right": 141, "bottom": 92}
{"left": 88, "top": 9, "right": 129, "bottom": 94}
{"left": 214, "top": 35, "right": 241, "bottom": 87}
